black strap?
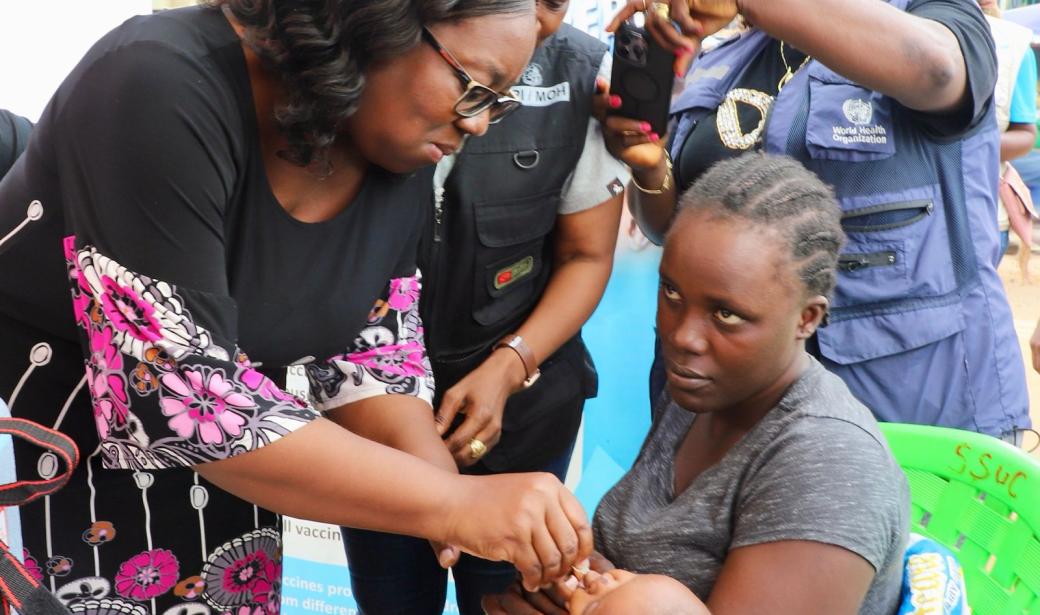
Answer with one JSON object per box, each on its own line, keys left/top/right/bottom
{"left": 1, "top": 539, "right": 38, "bottom": 615}
{"left": 0, "top": 418, "right": 78, "bottom": 507}
{"left": 0, "top": 417, "right": 77, "bottom": 615}
{"left": 0, "top": 538, "right": 70, "bottom": 615}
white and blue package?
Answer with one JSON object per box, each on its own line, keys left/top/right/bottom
{"left": 897, "top": 533, "right": 968, "bottom": 615}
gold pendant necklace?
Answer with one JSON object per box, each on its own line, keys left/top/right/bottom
{"left": 777, "top": 41, "right": 812, "bottom": 94}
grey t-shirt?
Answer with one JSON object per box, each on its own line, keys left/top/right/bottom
{"left": 593, "top": 357, "right": 909, "bottom": 614}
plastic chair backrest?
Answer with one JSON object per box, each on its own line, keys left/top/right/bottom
{"left": 880, "top": 423, "right": 1040, "bottom": 615}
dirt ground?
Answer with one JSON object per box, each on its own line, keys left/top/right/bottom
{"left": 996, "top": 242, "right": 1040, "bottom": 458}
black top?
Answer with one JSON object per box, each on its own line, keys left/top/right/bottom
{"left": 0, "top": 7, "right": 428, "bottom": 365}
{"left": 674, "top": 0, "right": 997, "bottom": 190}
{"left": 0, "top": 7, "right": 431, "bottom": 613}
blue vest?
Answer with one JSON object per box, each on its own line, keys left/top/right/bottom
{"left": 669, "top": 6, "right": 1028, "bottom": 435}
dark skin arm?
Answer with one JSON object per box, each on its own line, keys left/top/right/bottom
{"left": 705, "top": 541, "right": 875, "bottom": 614}
{"left": 327, "top": 394, "right": 463, "bottom": 565}
{"left": 735, "top": 0, "right": 968, "bottom": 113}
{"left": 605, "top": 0, "right": 974, "bottom": 243}
{"left": 1001, "top": 122, "right": 1036, "bottom": 162}
{"left": 590, "top": 75, "right": 677, "bottom": 248}
{"left": 327, "top": 395, "right": 456, "bottom": 473}
{"left": 436, "top": 194, "right": 623, "bottom": 466}
{"left": 194, "top": 417, "right": 593, "bottom": 591}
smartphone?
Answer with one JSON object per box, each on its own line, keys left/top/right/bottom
{"left": 609, "top": 20, "right": 675, "bottom": 137}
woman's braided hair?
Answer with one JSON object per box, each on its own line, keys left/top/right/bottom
{"left": 675, "top": 153, "right": 846, "bottom": 297}
{"left": 209, "top": 0, "right": 533, "bottom": 172}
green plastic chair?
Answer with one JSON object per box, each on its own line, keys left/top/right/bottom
{"left": 880, "top": 423, "right": 1040, "bottom": 615}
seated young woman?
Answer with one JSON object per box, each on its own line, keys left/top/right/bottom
{"left": 484, "top": 153, "right": 911, "bottom": 615}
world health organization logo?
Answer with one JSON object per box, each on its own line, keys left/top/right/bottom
{"left": 842, "top": 98, "right": 873, "bottom": 126}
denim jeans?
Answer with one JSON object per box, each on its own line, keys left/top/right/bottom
{"left": 341, "top": 448, "right": 575, "bottom": 615}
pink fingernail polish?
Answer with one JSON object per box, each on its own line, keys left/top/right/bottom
{"left": 640, "top": 122, "right": 652, "bottom": 133}
{"left": 609, "top": 95, "right": 622, "bottom": 108}
{"left": 650, "top": 132, "right": 660, "bottom": 142}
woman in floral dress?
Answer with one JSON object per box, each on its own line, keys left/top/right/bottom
{"left": 0, "top": 1, "right": 592, "bottom": 614}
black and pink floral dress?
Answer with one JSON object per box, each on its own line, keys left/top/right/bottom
{"left": 0, "top": 6, "right": 433, "bottom": 615}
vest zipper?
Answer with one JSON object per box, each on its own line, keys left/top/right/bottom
{"left": 841, "top": 199, "right": 933, "bottom": 233}
{"left": 433, "top": 186, "right": 445, "bottom": 243}
{"left": 424, "top": 185, "right": 446, "bottom": 361}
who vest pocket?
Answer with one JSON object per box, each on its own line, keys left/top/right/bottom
{"left": 833, "top": 185, "right": 955, "bottom": 309}
{"left": 806, "top": 64, "right": 895, "bottom": 162}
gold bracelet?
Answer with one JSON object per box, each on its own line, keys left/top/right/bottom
{"left": 631, "top": 155, "right": 673, "bottom": 195}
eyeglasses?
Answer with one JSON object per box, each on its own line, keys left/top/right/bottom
{"left": 421, "top": 27, "right": 521, "bottom": 124}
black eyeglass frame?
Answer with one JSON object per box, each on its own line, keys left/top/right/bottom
{"left": 421, "top": 27, "right": 522, "bottom": 124}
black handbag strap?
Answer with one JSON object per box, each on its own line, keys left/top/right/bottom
{"left": 0, "top": 417, "right": 77, "bottom": 615}
{"left": 0, "top": 417, "right": 78, "bottom": 507}
{"left": 0, "top": 538, "right": 70, "bottom": 615}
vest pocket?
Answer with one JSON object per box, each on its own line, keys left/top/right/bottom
{"left": 472, "top": 190, "right": 560, "bottom": 326}
{"left": 833, "top": 185, "right": 955, "bottom": 308}
{"left": 841, "top": 199, "right": 933, "bottom": 233}
{"left": 806, "top": 64, "right": 895, "bottom": 162}
{"left": 816, "top": 302, "right": 965, "bottom": 365}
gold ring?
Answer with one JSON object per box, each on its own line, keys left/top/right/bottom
{"left": 651, "top": 1, "right": 670, "bottom": 20}
{"left": 468, "top": 438, "right": 488, "bottom": 460}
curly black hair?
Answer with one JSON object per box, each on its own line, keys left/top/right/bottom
{"left": 210, "top": 0, "right": 533, "bottom": 171}
{"left": 674, "top": 153, "right": 846, "bottom": 297}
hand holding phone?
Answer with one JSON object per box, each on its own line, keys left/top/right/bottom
{"left": 609, "top": 20, "right": 676, "bottom": 137}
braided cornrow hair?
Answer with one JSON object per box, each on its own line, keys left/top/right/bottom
{"left": 675, "top": 153, "right": 846, "bottom": 297}
{"left": 209, "top": 0, "right": 533, "bottom": 172}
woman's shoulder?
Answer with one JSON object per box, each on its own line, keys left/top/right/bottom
{"left": 741, "top": 360, "right": 909, "bottom": 526}
{"left": 776, "top": 357, "right": 889, "bottom": 449}
{"left": 39, "top": 6, "right": 250, "bottom": 164}
{"left": 58, "top": 7, "right": 245, "bottom": 111}
{"left": 89, "top": 7, "right": 237, "bottom": 63}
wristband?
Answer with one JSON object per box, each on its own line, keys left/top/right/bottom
{"left": 494, "top": 335, "right": 541, "bottom": 389}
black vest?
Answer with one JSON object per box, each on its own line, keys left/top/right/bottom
{"left": 419, "top": 24, "right": 605, "bottom": 471}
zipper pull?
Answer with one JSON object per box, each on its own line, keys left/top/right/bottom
{"left": 433, "top": 186, "right": 445, "bottom": 243}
